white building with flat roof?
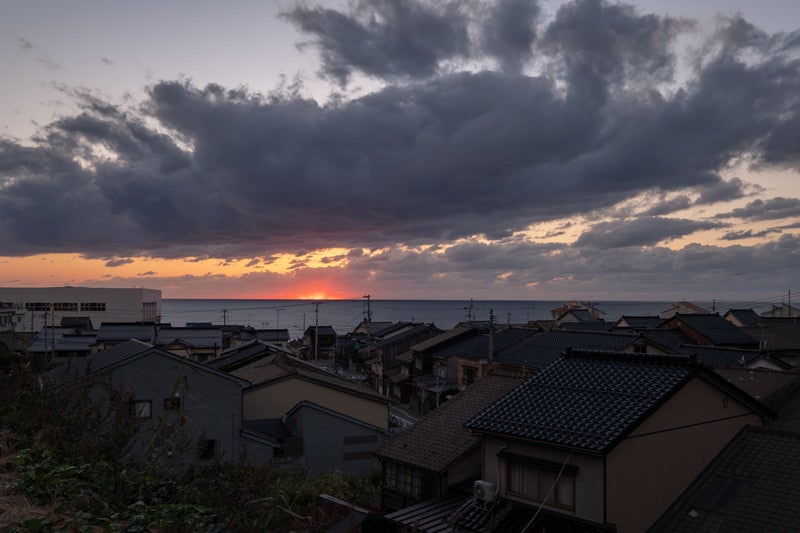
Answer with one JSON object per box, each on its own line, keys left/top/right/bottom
{"left": 0, "top": 287, "right": 162, "bottom": 332}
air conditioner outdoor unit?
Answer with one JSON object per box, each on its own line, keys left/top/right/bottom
{"left": 473, "top": 480, "right": 496, "bottom": 502}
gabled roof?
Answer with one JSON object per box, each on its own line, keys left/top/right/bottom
{"left": 375, "top": 374, "right": 523, "bottom": 473}
{"left": 650, "top": 426, "right": 800, "bottom": 532}
{"left": 410, "top": 325, "right": 477, "bottom": 353}
{"left": 305, "top": 325, "right": 337, "bottom": 336}
{"left": 44, "top": 339, "right": 250, "bottom": 388}
{"left": 433, "top": 328, "right": 534, "bottom": 362}
{"left": 679, "top": 345, "right": 762, "bottom": 368}
{"left": 96, "top": 322, "right": 158, "bottom": 343}
{"left": 156, "top": 326, "right": 223, "bottom": 348}
{"left": 206, "top": 339, "right": 295, "bottom": 371}
{"left": 614, "top": 315, "right": 665, "bottom": 330}
{"left": 663, "top": 314, "right": 759, "bottom": 347}
{"left": 716, "top": 367, "right": 800, "bottom": 411}
{"left": 557, "top": 308, "right": 599, "bottom": 322}
{"left": 25, "top": 327, "right": 96, "bottom": 354}
{"left": 466, "top": 352, "right": 698, "bottom": 452}
{"left": 494, "top": 330, "right": 638, "bottom": 368}
{"left": 723, "top": 308, "right": 761, "bottom": 327}
{"left": 233, "top": 352, "right": 388, "bottom": 404}
{"left": 467, "top": 351, "right": 771, "bottom": 453}
{"left": 255, "top": 329, "right": 290, "bottom": 342}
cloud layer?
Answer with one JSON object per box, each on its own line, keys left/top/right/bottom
{"left": 2, "top": 0, "right": 800, "bottom": 298}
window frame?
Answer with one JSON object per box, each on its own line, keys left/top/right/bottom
{"left": 504, "top": 457, "right": 577, "bottom": 511}
{"left": 129, "top": 400, "right": 152, "bottom": 419}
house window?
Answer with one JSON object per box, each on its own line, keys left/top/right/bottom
{"left": 385, "top": 463, "right": 421, "bottom": 498}
{"left": 80, "top": 302, "right": 106, "bottom": 312}
{"left": 633, "top": 344, "right": 647, "bottom": 354}
{"left": 463, "top": 366, "right": 477, "bottom": 386}
{"left": 435, "top": 363, "right": 447, "bottom": 378}
{"left": 198, "top": 439, "right": 216, "bottom": 460}
{"left": 506, "top": 460, "right": 576, "bottom": 511}
{"left": 163, "top": 397, "right": 181, "bottom": 410}
{"left": 130, "top": 400, "right": 152, "bottom": 419}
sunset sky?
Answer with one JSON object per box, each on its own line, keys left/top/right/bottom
{"left": 2, "top": 0, "right": 800, "bottom": 301}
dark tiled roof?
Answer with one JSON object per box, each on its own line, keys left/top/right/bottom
{"left": 557, "top": 321, "right": 612, "bottom": 331}
{"left": 668, "top": 314, "right": 759, "bottom": 346}
{"left": 650, "top": 426, "right": 800, "bottom": 532}
{"left": 678, "top": 345, "right": 761, "bottom": 368}
{"left": 640, "top": 329, "right": 695, "bottom": 352}
{"left": 375, "top": 374, "right": 523, "bottom": 472}
{"left": 96, "top": 322, "right": 157, "bottom": 342}
{"left": 615, "top": 315, "right": 665, "bottom": 330}
{"left": 723, "top": 309, "right": 761, "bottom": 327}
{"left": 25, "top": 327, "right": 96, "bottom": 353}
{"left": 716, "top": 367, "right": 800, "bottom": 411}
{"left": 434, "top": 328, "right": 535, "bottom": 361}
{"left": 466, "top": 352, "right": 695, "bottom": 452}
{"left": 494, "top": 330, "right": 638, "bottom": 368}
{"left": 410, "top": 325, "right": 477, "bottom": 352}
{"left": 156, "top": 326, "right": 223, "bottom": 348}
{"left": 384, "top": 496, "right": 467, "bottom": 533}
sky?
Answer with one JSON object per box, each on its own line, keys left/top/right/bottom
{"left": 1, "top": 0, "right": 800, "bottom": 303}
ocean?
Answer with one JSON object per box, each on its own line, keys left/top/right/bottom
{"left": 160, "top": 299, "right": 712, "bottom": 340}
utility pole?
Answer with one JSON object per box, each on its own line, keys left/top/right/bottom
{"left": 464, "top": 298, "right": 478, "bottom": 321}
{"left": 275, "top": 308, "right": 284, "bottom": 329}
{"left": 363, "top": 294, "right": 372, "bottom": 323}
{"left": 489, "top": 308, "right": 494, "bottom": 362}
{"left": 222, "top": 309, "right": 228, "bottom": 326}
{"left": 313, "top": 301, "right": 320, "bottom": 361}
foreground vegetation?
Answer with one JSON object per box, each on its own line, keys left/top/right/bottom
{"left": 0, "top": 353, "right": 380, "bottom": 532}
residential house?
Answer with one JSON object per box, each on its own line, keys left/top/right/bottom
{"left": 463, "top": 351, "right": 771, "bottom": 532}
{"left": 659, "top": 301, "right": 710, "bottom": 319}
{"left": 761, "top": 302, "right": 800, "bottom": 318}
{"left": 375, "top": 373, "right": 524, "bottom": 512}
{"left": 550, "top": 301, "right": 606, "bottom": 321}
{"left": 93, "top": 322, "right": 160, "bottom": 353}
{"left": 722, "top": 308, "right": 762, "bottom": 327}
{"left": 361, "top": 323, "right": 442, "bottom": 396}
{"left": 613, "top": 315, "right": 665, "bottom": 330}
{"left": 155, "top": 326, "right": 224, "bottom": 362}
{"left": 206, "top": 339, "right": 297, "bottom": 373}
{"left": 231, "top": 352, "right": 391, "bottom": 475}
{"left": 744, "top": 318, "right": 800, "bottom": 366}
{"left": 302, "top": 325, "right": 338, "bottom": 360}
{"left": 658, "top": 313, "right": 760, "bottom": 349}
{"left": 25, "top": 325, "right": 97, "bottom": 358}
{"left": 44, "top": 339, "right": 275, "bottom": 466}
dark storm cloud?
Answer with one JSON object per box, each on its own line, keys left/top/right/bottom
{"left": 720, "top": 228, "right": 782, "bottom": 241}
{"left": 480, "top": 0, "right": 540, "bottom": 72}
{"left": 281, "top": 0, "right": 471, "bottom": 84}
{"left": 717, "top": 197, "right": 800, "bottom": 221}
{"left": 1, "top": 1, "right": 800, "bottom": 263}
{"left": 105, "top": 258, "right": 134, "bottom": 267}
{"left": 575, "top": 217, "right": 723, "bottom": 248}
{"left": 640, "top": 195, "right": 692, "bottom": 216}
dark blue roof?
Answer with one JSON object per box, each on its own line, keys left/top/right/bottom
{"left": 668, "top": 314, "right": 759, "bottom": 346}
{"left": 494, "top": 330, "right": 638, "bottom": 368}
{"left": 466, "top": 352, "right": 695, "bottom": 452}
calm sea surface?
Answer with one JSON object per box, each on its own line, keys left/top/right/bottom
{"left": 160, "top": 299, "right": 724, "bottom": 340}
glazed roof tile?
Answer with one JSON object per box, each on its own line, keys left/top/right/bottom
{"left": 466, "top": 352, "right": 695, "bottom": 452}
{"left": 650, "top": 426, "right": 800, "bottom": 532}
